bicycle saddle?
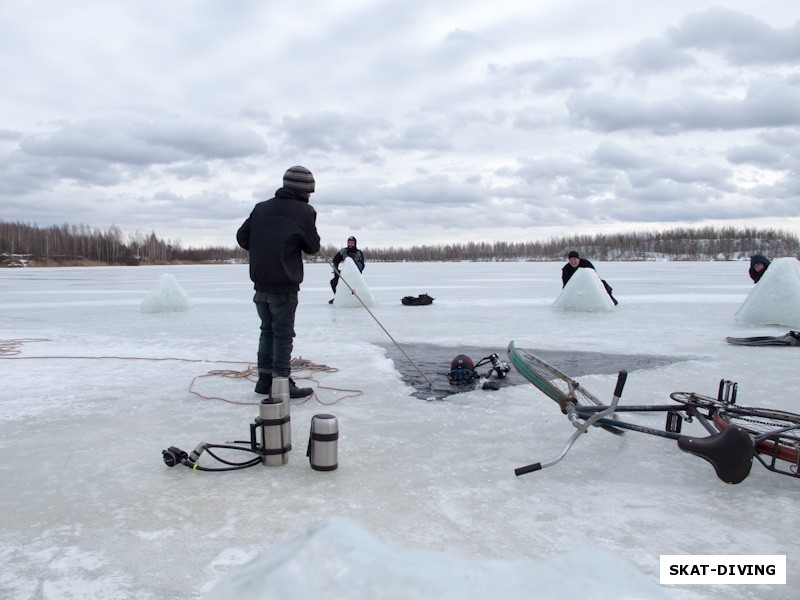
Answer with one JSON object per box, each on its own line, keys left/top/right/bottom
{"left": 677, "top": 425, "right": 754, "bottom": 484}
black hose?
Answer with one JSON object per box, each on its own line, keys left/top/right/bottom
{"left": 184, "top": 443, "right": 263, "bottom": 471}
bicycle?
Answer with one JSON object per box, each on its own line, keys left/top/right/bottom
{"left": 507, "top": 341, "right": 800, "bottom": 484}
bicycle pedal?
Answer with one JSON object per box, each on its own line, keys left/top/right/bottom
{"left": 666, "top": 410, "right": 683, "bottom": 433}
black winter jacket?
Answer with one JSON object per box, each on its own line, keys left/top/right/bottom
{"left": 237, "top": 188, "right": 321, "bottom": 293}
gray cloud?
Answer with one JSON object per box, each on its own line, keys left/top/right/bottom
{"left": 617, "top": 38, "right": 696, "bottom": 74}
{"left": 1, "top": 1, "right": 799, "bottom": 247}
{"left": 668, "top": 7, "right": 800, "bottom": 65}
{"left": 20, "top": 119, "right": 266, "bottom": 165}
{"left": 567, "top": 75, "right": 800, "bottom": 133}
{"left": 281, "top": 112, "right": 389, "bottom": 155}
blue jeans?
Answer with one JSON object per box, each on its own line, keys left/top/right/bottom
{"left": 254, "top": 291, "right": 298, "bottom": 378}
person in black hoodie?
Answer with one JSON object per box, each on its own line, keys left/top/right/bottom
{"left": 329, "top": 236, "right": 365, "bottom": 303}
{"left": 561, "top": 250, "right": 618, "bottom": 305}
{"left": 237, "top": 166, "right": 321, "bottom": 398}
{"left": 748, "top": 255, "right": 770, "bottom": 283}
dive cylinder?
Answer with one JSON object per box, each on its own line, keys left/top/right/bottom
{"left": 257, "top": 397, "right": 291, "bottom": 466}
{"left": 307, "top": 414, "right": 339, "bottom": 471}
{"left": 271, "top": 377, "right": 292, "bottom": 449}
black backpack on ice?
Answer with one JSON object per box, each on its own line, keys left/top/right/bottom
{"left": 401, "top": 294, "right": 434, "bottom": 306}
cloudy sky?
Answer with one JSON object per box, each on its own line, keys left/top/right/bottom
{"left": 1, "top": 1, "right": 799, "bottom": 250}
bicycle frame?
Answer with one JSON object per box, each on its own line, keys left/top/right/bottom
{"left": 509, "top": 343, "right": 800, "bottom": 483}
{"left": 515, "top": 371, "right": 755, "bottom": 484}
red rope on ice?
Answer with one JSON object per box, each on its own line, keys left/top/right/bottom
{"left": 0, "top": 339, "right": 362, "bottom": 405}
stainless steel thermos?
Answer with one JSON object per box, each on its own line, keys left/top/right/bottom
{"left": 307, "top": 413, "right": 339, "bottom": 471}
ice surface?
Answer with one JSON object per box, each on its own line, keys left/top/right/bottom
{"left": 734, "top": 257, "right": 800, "bottom": 328}
{"left": 0, "top": 261, "right": 797, "bottom": 600}
{"left": 333, "top": 256, "right": 375, "bottom": 307}
{"left": 552, "top": 267, "right": 615, "bottom": 312}
{"left": 140, "top": 273, "right": 192, "bottom": 312}
{"left": 205, "top": 516, "right": 668, "bottom": 599}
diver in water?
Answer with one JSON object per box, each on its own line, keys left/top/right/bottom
{"left": 448, "top": 353, "right": 511, "bottom": 391}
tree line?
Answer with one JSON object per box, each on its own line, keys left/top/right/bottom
{"left": 352, "top": 226, "right": 800, "bottom": 262}
{"left": 2, "top": 219, "right": 798, "bottom": 267}
{"left": 0, "top": 220, "right": 248, "bottom": 265}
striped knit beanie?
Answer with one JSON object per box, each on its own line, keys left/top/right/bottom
{"left": 283, "top": 166, "right": 315, "bottom": 193}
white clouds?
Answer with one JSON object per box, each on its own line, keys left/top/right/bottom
{"left": 567, "top": 75, "right": 800, "bottom": 133}
{"left": 668, "top": 7, "right": 800, "bottom": 64}
{"left": 1, "top": 1, "right": 799, "bottom": 247}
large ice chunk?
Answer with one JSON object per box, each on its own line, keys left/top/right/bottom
{"left": 204, "top": 516, "right": 667, "bottom": 600}
{"left": 734, "top": 257, "right": 800, "bottom": 328}
{"left": 332, "top": 257, "right": 375, "bottom": 307}
{"left": 552, "top": 267, "right": 615, "bottom": 312}
{"left": 140, "top": 273, "right": 191, "bottom": 313}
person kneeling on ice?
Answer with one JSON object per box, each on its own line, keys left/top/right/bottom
{"left": 236, "top": 165, "right": 319, "bottom": 399}
{"left": 329, "top": 236, "right": 366, "bottom": 303}
{"left": 562, "top": 250, "right": 618, "bottom": 305}
{"left": 748, "top": 255, "right": 770, "bottom": 283}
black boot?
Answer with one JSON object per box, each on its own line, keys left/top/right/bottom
{"left": 289, "top": 378, "right": 313, "bottom": 398}
{"left": 254, "top": 373, "right": 272, "bottom": 395}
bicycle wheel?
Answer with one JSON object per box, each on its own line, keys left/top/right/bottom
{"left": 507, "top": 342, "right": 604, "bottom": 409}
{"left": 669, "top": 391, "right": 726, "bottom": 411}
{"left": 714, "top": 406, "right": 800, "bottom": 471}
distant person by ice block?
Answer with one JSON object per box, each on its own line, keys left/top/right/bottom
{"left": 140, "top": 273, "right": 192, "bottom": 312}
{"left": 734, "top": 257, "right": 800, "bottom": 328}
{"left": 552, "top": 267, "right": 615, "bottom": 312}
{"left": 332, "top": 257, "right": 375, "bottom": 307}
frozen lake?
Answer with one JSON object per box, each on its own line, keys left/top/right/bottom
{"left": 0, "top": 261, "right": 797, "bottom": 599}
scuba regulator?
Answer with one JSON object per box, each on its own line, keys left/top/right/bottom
{"left": 161, "top": 395, "right": 291, "bottom": 472}
{"left": 161, "top": 377, "right": 338, "bottom": 473}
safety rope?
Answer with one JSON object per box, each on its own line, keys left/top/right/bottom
{"left": 321, "top": 249, "right": 433, "bottom": 386}
{"left": 1, "top": 339, "right": 362, "bottom": 406}
{"left": 187, "top": 357, "right": 363, "bottom": 406}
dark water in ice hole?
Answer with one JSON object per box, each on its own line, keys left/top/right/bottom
{"left": 379, "top": 342, "right": 685, "bottom": 401}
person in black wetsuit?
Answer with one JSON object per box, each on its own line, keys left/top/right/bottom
{"left": 329, "top": 236, "right": 366, "bottom": 303}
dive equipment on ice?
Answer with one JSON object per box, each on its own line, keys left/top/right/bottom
{"left": 256, "top": 398, "right": 291, "bottom": 466}
{"left": 307, "top": 414, "right": 339, "bottom": 471}
{"left": 161, "top": 391, "right": 293, "bottom": 471}
{"left": 401, "top": 294, "right": 434, "bottom": 306}
{"left": 725, "top": 331, "right": 800, "bottom": 346}
{"left": 271, "top": 377, "right": 292, "bottom": 454}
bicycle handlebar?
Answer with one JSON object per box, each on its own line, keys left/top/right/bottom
{"left": 614, "top": 370, "right": 628, "bottom": 398}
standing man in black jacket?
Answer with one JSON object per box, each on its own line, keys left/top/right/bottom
{"left": 237, "top": 166, "right": 321, "bottom": 398}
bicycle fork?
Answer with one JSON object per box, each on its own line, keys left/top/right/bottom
{"left": 515, "top": 371, "right": 627, "bottom": 476}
